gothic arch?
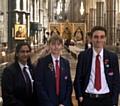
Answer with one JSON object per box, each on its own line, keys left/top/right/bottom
{"left": 74, "top": 27, "right": 83, "bottom": 41}
{"left": 50, "top": 27, "right": 60, "bottom": 36}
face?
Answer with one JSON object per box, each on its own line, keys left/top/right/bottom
{"left": 91, "top": 30, "right": 107, "bottom": 50}
{"left": 16, "top": 45, "right": 31, "bottom": 65}
{"left": 49, "top": 40, "right": 63, "bottom": 55}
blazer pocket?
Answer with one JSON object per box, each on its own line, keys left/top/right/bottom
{"left": 107, "top": 68, "right": 114, "bottom": 76}
{"left": 108, "top": 72, "right": 114, "bottom": 76}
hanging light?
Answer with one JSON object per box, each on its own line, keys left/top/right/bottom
{"left": 79, "top": 1, "right": 84, "bottom": 15}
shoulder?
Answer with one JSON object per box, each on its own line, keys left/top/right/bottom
{"left": 2, "top": 63, "right": 16, "bottom": 76}
{"left": 79, "top": 48, "right": 92, "bottom": 56}
{"left": 38, "top": 54, "right": 51, "bottom": 61}
{"left": 104, "top": 48, "right": 118, "bottom": 57}
{"left": 60, "top": 56, "right": 69, "bottom": 62}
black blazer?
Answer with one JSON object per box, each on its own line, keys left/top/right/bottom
{"left": 74, "top": 48, "right": 120, "bottom": 106}
{"left": 1, "top": 62, "right": 35, "bottom": 106}
{"left": 35, "top": 54, "right": 72, "bottom": 106}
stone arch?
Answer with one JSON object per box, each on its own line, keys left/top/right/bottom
{"left": 74, "top": 27, "right": 84, "bottom": 44}
{"left": 62, "top": 27, "right": 71, "bottom": 40}
{"left": 50, "top": 27, "right": 60, "bottom": 36}
{"left": 62, "top": 20, "right": 72, "bottom": 40}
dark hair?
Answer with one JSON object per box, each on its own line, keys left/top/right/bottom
{"left": 91, "top": 26, "right": 107, "bottom": 37}
{"left": 15, "top": 42, "right": 32, "bottom": 66}
{"left": 48, "top": 34, "right": 63, "bottom": 44}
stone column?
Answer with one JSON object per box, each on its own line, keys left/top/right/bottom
{"left": 23, "top": 0, "right": 26, "bottom": 11}
{"left": 16, "top": 0, "right": 20, "bottom": 10}
{"left": 27, "top": 15, "right": 30, "bottom": 38}
{"left": 34, "top": 0, "right": 36, "bottom": 22}
{"left": 27, "top": 0, "right": 30, "bottom": 12}
{"left": 85, "top": 13, "right": 89, "bottom": 33}
{"left": 96, "top": 1, "right": 104, "bottom": 26}
{"left": 15, "top": 13, "right": 19, "bottom": 23}
{"left": 39, "top": 0, "right": 44, "bottom": 44}
{"left": 116, "top": 13, "right": 120, "bottom": 41}
{"left": 48, "top": 0, "right": 53, "bottom": 21}
{"left": 30, "top": 1, "right": 33, "bottom": 22}
{"left": 106, "top": 0, "right": 116, "bottom": 45}
{"left": 89, "top": 8, "right": 96, "bottom": 31}
{"left": 23, "top": 14, "right": 26, "bottom": 24}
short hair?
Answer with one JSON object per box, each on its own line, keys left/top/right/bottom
{"left": 15, "top": 42, "right": 32, "bottom": 65}
{"left": 91, "top": 26, "right": 107, "bottom": 37}
{"left": 48, "top": 34, "right": 63, "bottom": 44}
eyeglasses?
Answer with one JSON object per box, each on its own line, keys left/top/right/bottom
{"left": 93, "top": 35, "right": 106, "bottom": 39}
{"left": 19, "top": 50, "right": 30, "bottom": 54}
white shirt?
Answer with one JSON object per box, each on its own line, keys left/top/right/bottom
{"left": 18, "top": 62, "right": 33, "bottom": 92}
{"left": 85, "top": 48, "right": 110, "bottom": 94}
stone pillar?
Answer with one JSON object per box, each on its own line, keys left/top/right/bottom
{"left": 48, "top": 0, "right": 53, "bottom": 21}
{"left": 106, "top": 0, "right": 116, "bottom": 45}
{"left": 89, "top": 8, "right": 96, "bottom": 31}
{"left": 15, "top": 13, "right": 19, "bottom": 23}
{"left": 27, "top": 15, "right": 30, "bottom": 38}
{"left": 39, "top": 0, "right": 44, "bottom": 44}
{"left": 69, "top": 0, "right": 74, "bottom": 22}
{"left": 27, "top": 0, "right": 30, "bottom": 12}
{"left": 34, "top": 0, "right": 36, "bottom": 22}
{"left": 23, "top": 14, "right": 26, "bottom": 24}
{"left": 23, "top": 0, "right": 26, "bottom": 11}
{"left": 85, "top": 13, "right": 89, "bottom": 33}
{"left": 96, "top": 1, "right": 104, "bottom": 26}
{"left": 30, "top": 2, "right": 33, "bottom": 22}
{"left": 16, "top": 0, "right": 20, "bottom": 10}
{"left": 116, "top": 13, "right": 120, "bottom": 41}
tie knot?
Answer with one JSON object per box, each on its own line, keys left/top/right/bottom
{"left": 96, "top": 54, "right": 100, "bottom": 58}
{"left": 55, "top": 60, "right": 58, "bottom": 63}
{"left": 23, "top": 67, "right": 26, "bottom": 71}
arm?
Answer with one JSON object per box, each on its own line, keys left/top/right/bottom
{"left": 111, "top": 54, "right": 120, "bottom": 106}
{"left": 74, "top": 52, "right": 85, "bottom": 102}
{"left": 61, "top": 61, "right": 72, "bottom": 106}
{"left": 35, "top": 58, "right": 54, "bottom": 106}
{"left": 1, "top": 67, "right": 25, "bottom": 106}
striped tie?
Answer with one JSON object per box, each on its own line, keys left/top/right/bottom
{"left": 23, "top": 67, "right": 32, "bottom": 97}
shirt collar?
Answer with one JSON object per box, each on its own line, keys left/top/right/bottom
{"left": 18, "top": 62, "right": 29, "bottom": 71}
{"left": 51, "top": 54, "right": 60, "bottom": 62}
{"left": 93, "top": 48, "right": 103, "bottom": 58}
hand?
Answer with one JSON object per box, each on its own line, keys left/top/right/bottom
{"left": 58, "top": 104, "right": 64, "bottom": 106}
{"left": 79, "top": 97, "right": 83, "bottom": 103}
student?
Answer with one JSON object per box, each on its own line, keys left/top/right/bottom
{"left": 35, "top": 34, "right": 72, "bottom": 106}
{"left": 1, "top": 42, "right": 35, "bottom": 106}
{"left": 74, "top": 26, "right": 120, "bottom": 106}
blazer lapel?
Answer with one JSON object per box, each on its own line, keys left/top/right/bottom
{"left": 103, "top": 49, "right": 110, "bottom": 74}
{"left": 85, "top": 49, "right": 93, "bottom": 77}
{"left": 15, "top": 62, "right": 26, "bottom": 86}
{"left": 46, "top": 54, "right": 56, "bottom": 82}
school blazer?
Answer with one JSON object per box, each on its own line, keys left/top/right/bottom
{"left": 35, "top": 54, "right": 72, "bottom": 106}
{"left": 1, "top": 62, "right": 35, "bottom": 106}
{"left": 74, "top": 48, "right": 120, "bottom": 106}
